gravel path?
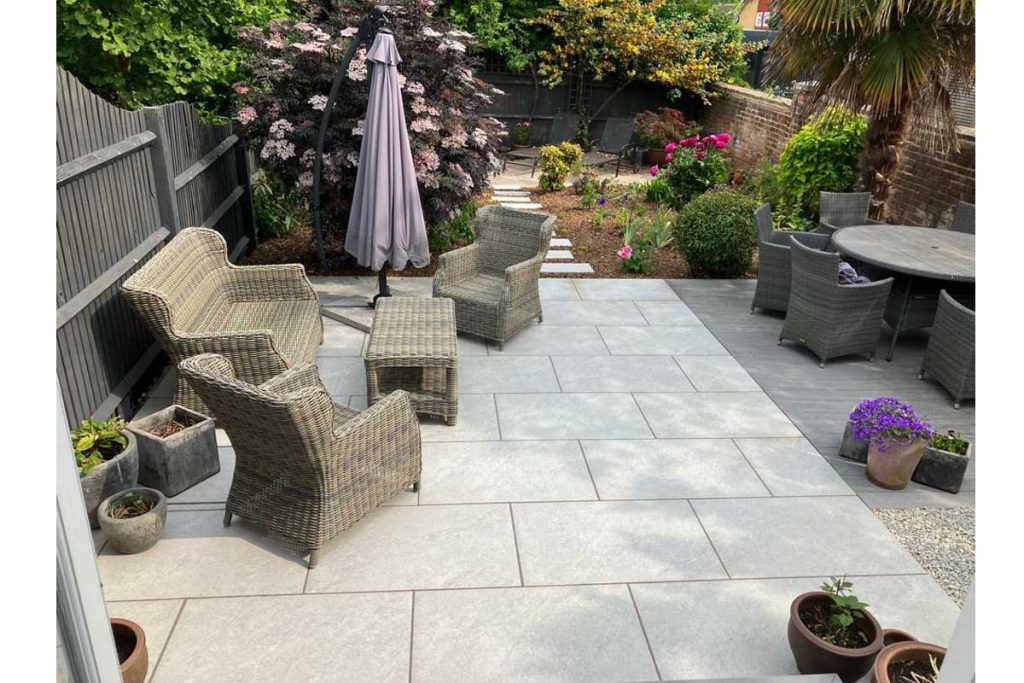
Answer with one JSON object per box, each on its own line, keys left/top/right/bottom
{"left": 875, "top": 507, "right": 975, "bottom": 606}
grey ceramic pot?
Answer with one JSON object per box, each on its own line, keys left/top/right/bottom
{"left": 127, "top": 405, "right": 219, "bottom": 497}
{"left": 98, "top": 487, "right": 167, "bottom": 554}
{"left": 912, "top": 440, "right": 973, "bottom": 494}
{"left": 79, "top": 431, "right": 138, "bottom": 529}
{"left": 839, "top": 422, "right": 869, "bottom": 463}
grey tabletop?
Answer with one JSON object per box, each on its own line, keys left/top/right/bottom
{"left": 832, "top": 224, "right": 975, "bottom": 282}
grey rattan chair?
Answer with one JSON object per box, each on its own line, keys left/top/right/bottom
{"left": 751, "top": 204, "right": 831, "bottom": 314}
{"left": 951, "top": 201, "right": 975, "bottom": 234}
{"left": 178, "top": 354, "right": 422, "bottom": 568}
{"left": 582, "top": 117, "right": 639, "bottom": 176}
{"left": 122, "top": 227, "right": 322, "bottom": 413}
{"left": 779, "top": 238, "right": 894, "bottom": 367}
{"left": 433, "top": 205, "right": 555, "bottom": 350}
{"left": 817, "top": 191, "right": 880, "bottom": 236}
{"left": 919, "top": 290, "right": 975, "bottom": 409}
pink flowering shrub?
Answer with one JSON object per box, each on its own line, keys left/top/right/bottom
{"left": 235, "top": 1, "right": 505, "bottom": 239}
{"left": 650, "top": 132, "right": 733, "bottom": 209}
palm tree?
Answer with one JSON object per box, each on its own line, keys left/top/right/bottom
{"left": 769, "top": 0, "right": 974, "bottom": 220}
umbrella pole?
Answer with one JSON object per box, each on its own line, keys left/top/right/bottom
{"left": 371, "top": 262, "right": 391, "bottom": 308}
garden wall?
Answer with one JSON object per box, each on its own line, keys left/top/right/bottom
{"left": 698, "top": 83, "right": 976, "bottom": 228}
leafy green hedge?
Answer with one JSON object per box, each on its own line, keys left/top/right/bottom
{"left": 674, "top": 189, "right": 759, "bottom": 278}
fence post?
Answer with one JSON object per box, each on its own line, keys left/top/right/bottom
{"left": 143, "top": 106, "right": 182, "bottom": 235}
{"left": 233, "top": 134, "right": 258, "bottom": 252}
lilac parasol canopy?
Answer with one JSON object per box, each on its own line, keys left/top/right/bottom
{"left": 344, "top": 31, "right": 429, "bottom": 272}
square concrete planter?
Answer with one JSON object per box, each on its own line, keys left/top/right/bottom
{"left": 838, "top": 422, "right": 869, "bottom": 463}
{"left": 912, "top": 439, "right": 973, "bottom": 494}
{"left": 127, "top": 405, "right": 219, "bottom": 497}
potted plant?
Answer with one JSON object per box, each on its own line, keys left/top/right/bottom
{"left": 110, "top": 617, "right": 148, "bottom": 683}
{"left": 872, "top": 640, "right": 945, "bottom": 683}
{"left": 787, "top": 577, "right": 883, "bottom": 683}
{"left": 73, "top": 417, "right": 138, "bottom": 529}
{"left": 512, "top": 120, "right": 532, "bottom": 147}
{"left": 98, "top": 487, "right": 167, "bottom": 554}
{"left": 634, "top": 107, "right": 699, "bottom": 165}
{"left": 912, "top": 430, "right": 972, "bottom": 494}
{"left": 127, "top": 405, "right": 220, "bottom": 497}
{"left": 849, "top": 397, "right": 933, "bottom": 490}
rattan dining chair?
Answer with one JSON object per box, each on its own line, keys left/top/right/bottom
{"left": 751, "top": 204, "right": 831, "bottom": 314}
{"left": 779, "top": 238, "right": 894, "bottom": 367}
{"left": 919, "top": 290, "right": 975, "bottom": 409}
{"left": 433, "top": 205, "right": 555, "bottom": 349}
{"left": 178, "top": 354, "right": 422, "bottom": 568}
{"left": 950, "top": 201, "right": 975, "bottom": 234}
{"left": 817, "top": 192, "right": 880, "bottom": 237}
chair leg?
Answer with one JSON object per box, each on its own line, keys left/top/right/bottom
{"left": 223, "top": 510, "right": 232, "bottom": 527}
{"left": 496, "top": 341, "right": 504, "bottom": 351}
{"left": 406, "top": 480, "right": 421, "bottom": 493}
{"left": 538, "top": 312, "right": 544, "bottom": 324}
{"left": 917, "top": 366, "right": 926, "bottom": 380}
{"left": 308, "top": 549, "right": 320, "bottom": 569}
{"left": 819, "top": 360, "right": 826, "bottom": 369}
{"left": 869, "top": 352, "right": 876, "bottom": 362}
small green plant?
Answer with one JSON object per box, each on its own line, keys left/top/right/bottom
{"left": 821, "top": 577, "right": 868, "bottom": 633}
{"left": 617, "top": 242, "right": 653, "bottom": 274}
{"left": 72, "top": 417, "right": 128, "bottom": 474}
{"left": 429, "top": 201, "right": 477, "bottom": 251}
{"left": 253, "top": 170, "right": 307, "bottom": 238}
{"left": 930, "top": 430, "right": 970, "bottom": 456}
{"left": 538, "top": 142, "right": 584, "bottom": 191}
{"left": 799, "top": 577, "right": 871, "bottom": 648}
{"left": 642, "top": 175, "right": 676, "bottom": 205}
{"left": 645, "top": 208, "right": 676, "bottom": 249}
{"left": 108, "top": 491, "right": 156, "bottom": 520}
{"left": 512, "top": 120, "right": 532, "bottom": 145}
{"left": 673, "top": 190, "right": 759, "bottom": 278}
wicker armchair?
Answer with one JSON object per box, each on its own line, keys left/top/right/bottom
{"left": 434, "top": 205, "right": 555, "bottom": 349}
{"left": 751, "top": 204, "right": 831, "bottom": 314}
{"left": 919, "top": 290, "right": 975, "bottom": 409}
{"left": 178, "top": 354, "right": 422, "bottom": 568}
{"left": 779, "top": 238, "right": 894, "bottom": 367}
{"left": 817, "top": 192, "right": 880, "bottom": 237}
{"left": 122, "top": 227, "right": 322, "bottom": 413}
{"left": 951, "top": 201, "right": 975, "bottom": 234}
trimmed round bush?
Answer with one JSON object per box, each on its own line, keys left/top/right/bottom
{"left": 674, "top": 190, "right": 759, "bottom": 278}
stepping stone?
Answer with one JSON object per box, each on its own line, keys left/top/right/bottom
{"left": 550, "top": 238, "right": 572, "bottom": 248}
{"left": 500, "top": 202, "right": 543, "bottom": 210}
{"left": 491, "top": 183, "right": 523, "bottom": 190}
{"left": 545, "top": 250, "right": 573, "bottom": 260}
{"left": 495, "top": 196, "right": 533, "bottom": 203}
{"left": 492, "top": 190, "right": 531, "bottom": 197}
{"left": 541, "top": 262, "right": 594, "bottom": 274}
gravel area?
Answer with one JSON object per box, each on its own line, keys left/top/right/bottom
{"left": 875, "top": 507, "right": 975, "bottom": 606}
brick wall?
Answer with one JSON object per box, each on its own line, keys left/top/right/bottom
{"left": 699, "top": 83, "right": 976, "bottom": 228}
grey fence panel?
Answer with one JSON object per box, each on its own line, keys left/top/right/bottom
{"left": 56, "top": 67, "right": 256, "bottom": 426}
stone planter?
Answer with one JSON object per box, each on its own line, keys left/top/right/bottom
{"left": 110, "top": 618, "right": 148, "bottom": 683}
{"left": 127, "top": 405, "right": 220, "bottom": 497}
{"left": 98, "top": 487, "right": 167, "bottom": 554}
{"left": 871, "top": 640, "right": 945, "bottom": 683}
{"left": 787, "top": 591, "right": 883, "bottom": 683}
{"left": 912, "top": 439, "right": 973, "bottom": 494}
{"left": 866, "top": 439, "right": 928, "bottom": 490}
{"left": 79, "top": 431, "right": 138, "bottom": 530}
{"left": 839, "top": 422, "right": 869, "bottom": 463}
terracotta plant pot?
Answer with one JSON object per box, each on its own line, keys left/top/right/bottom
{"left": 787, "top": 591, "right": 883, "bottom": 683}
{"left": 643, "top": 148, "right": 669, "bottom": 166}
{"left": 111, "top": 618, "right": 148, "bottom": 683}
{"left": 881, "top": 628, "right": 917, "bottom": 646}
{"left": 872, "top": 640, "right": 945, "bottom": 683}
{"left": 866, "top": 439, "right": 928, "bottom": 490}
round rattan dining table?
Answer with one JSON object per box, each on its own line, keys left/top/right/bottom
{"left": 831, "top": 224, "right": 975, "bottom": 360}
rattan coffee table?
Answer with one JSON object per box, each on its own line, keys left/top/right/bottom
{"left": 365, "top": 297, "right": 458, "bottom": 425}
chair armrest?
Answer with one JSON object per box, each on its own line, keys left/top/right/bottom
{"left": 775, "top": 231, "right": 830, "bottom": 250}
{"left": 175, "top": 329, "right": 290, "bottom": 384}
{"left": 836, "top": 276, "right": 895, "bottom": 301}
{"left": 259, "top": 363, "right": 325, "bottom": 396}
{"left": 434, "top": 243, "right": 481, "bottom": 291}
{"left": 817, "top": 220, "right": 840, "bottom": 236}
{"left": 224, "top": 263, "right": 318, "bottom": 301}
{"left": 330, "top": 390, "right": 421, "bottom": 476}
{"left": 502, "top": 252, "right": 545, "bottom": 305}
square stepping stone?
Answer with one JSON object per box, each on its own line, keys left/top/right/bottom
{"left": 674, "top": 355, "right": 761, "bottom": 391}
{"left": 500, "top": 201, "right": 543, "bottom": 210}
{"left": 458, "top": 356, "right": 561, "bottom": 394}
{"left": 733, "top": 437, "right": 854, "bottom": 496}
{"left": 550, "top": 237, "right": 573, "bottom": 248}
{"left": 496, "top": 195, "right": 533, "bottom": 203}
{"left": 634, "top": 392, "right": 801, "bottom": 438}
{"left": 491, "top": 183, "right": 523, "bottom": 190}
{"left": 541, "top": 262, "right": 594, "bottom": 274}
{"left": 599, "top": 326, "right": 727, "bottom": 355}
{"left": 551, "top": 356, "right": 694, "bottom": 393}
{"left": 512, "top": 500, "right": 727, "bottom": 584}
{"left": 542, "top": 301, "right": 647, "bottom": 326}
{"left": 691, "top": 496, "right": 924, "bottom": 577}
{"left": 153, "top": 593, "right": 411, "bottom": 682}
{"left": 496, "top": 393, "right": 652, "bottom": 440}
{"left": 493, "top": 190, "right": 531, "bottom": 197}
{"left": 546, "top": 249, "right": 574, "bottom": 260}
{"left": 413, "top": 585, "right": 658, "bottom": 683}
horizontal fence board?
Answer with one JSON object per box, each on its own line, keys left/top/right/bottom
{"left": 56, "top": 131, "right": 156, "bottom": 187}
{"left": 174, "top": 134, "right": 238, "bottom": 190}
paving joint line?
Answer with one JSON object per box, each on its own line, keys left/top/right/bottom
{"left": 148, "top": 597, "right": 188, "bottom": 680}
{"left": 627, "top": 583, "right": 663, "bottom": 681}
{"left": 687, "top": 499, "right": 732, "bottom": 579}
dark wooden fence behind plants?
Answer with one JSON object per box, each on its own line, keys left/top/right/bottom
{"left": 56, "top": 67, "right": 257, "bottom": 426}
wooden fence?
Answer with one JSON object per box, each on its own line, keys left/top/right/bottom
{"left": 56, "top": 67, "right": 257, "bottom": 426}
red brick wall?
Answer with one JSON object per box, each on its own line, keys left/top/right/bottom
{"left": 700, "top": 84, "right": 976, "bottom": 228}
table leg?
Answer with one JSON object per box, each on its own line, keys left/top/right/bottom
{"left": 886, "top": 275, "right": 914, "bottom": 362}
{"left": 366, "top": 365, "right": 379, "bottom": 407}
{"left": 445, "top": 366, "right": 457, "bottom": 426}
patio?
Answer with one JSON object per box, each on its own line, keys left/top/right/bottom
{"left": 96, "top": 277, "right": 965, "bottom": 683}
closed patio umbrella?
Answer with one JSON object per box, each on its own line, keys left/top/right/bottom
{"left": 344, "top": 28, "right": 429, "bottom": 305}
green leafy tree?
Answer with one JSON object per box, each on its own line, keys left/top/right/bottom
{"left": 768, "top": 0, "right": 975, "bottom": 219}
{"left": 56, "top": 0, "right": 293, "bottom": 115}
{"left": 439, "top": 0, "right": 551, "bottom": 73}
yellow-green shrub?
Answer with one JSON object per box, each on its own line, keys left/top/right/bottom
{"left": 538, "top": 143, "right": 583, "bottom": 191}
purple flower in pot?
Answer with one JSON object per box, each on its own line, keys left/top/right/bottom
{"left": 849, "top": 397, "right": 932, "bottom": 490}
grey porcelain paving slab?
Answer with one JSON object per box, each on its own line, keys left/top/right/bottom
{"left": 691, "top": 497, "right": 923, "bottom": 578}
{"left": 305, "top": 504, "right": 520, "bottom": 592}
{"left": 574, "top": 278, "right": 678, "bottom": 300}
{"left": 674, "top": 355, "right": 761, "bottom": 392}
{"left": 733, "top": 438, "right": 853, "bottom": 496}
{"left": 412, "top": 585, "right": 658, "bottom": 683}
{"left": 153, "top": 593, "right": 411, "bottom": 683}
{"left": 599, "top": 326, "right": 728, "bottom": 356}
{"left": 635, "top": 392, "right": 801, "bottom": 439}
{"left": 512, "top": 500, "right": 727, "bottom": 584}
{"left": 496, "top": 393, "right": 653, "bottom": 440}
{"left": 97, "top": 510, "right": 308, "bottom": 600}
{"left": 541, "top": 300, "right": 648, "bottom": 326}
{"left": 316, "top": 356, "right": 368, "bottom": 396}
{"left": 317, "top": 319, "right": 367, "bottom": 356}
{"left": 539, "top": 278, "right": 580, "bottom": 299}
{"left": 844, "top": 574, "right": 960, "bottom": 645}
{"left": 458, "top": 356, "right": 561, "bottom": 394}
{"left": 583, "top": 439, "right": 770, "bottom": 499}
{"left": 457, "top": 334, "right": 489, "bottom": 356}
{"left": 420, "top": 441, "right": 596, "bottom": 504}
{"left": 493, "top": 324, "right": 609, "bottom": 355}
{"left": 420, "top": 394, "right": 501, "bottom": 442}
{"left": 107, "top": 599, "right": 183, "bottom": 683}
{"left": 149, "top": 368, "right": 176, "bottom": 398}
{"left": 552, "top": 356, "right": 695, "bottom": 393}
{"left": 634, "top": 300, "right": 702, "bottom": 326}
{"left": 166, "top": 446, "right": 234, "bottom": 504}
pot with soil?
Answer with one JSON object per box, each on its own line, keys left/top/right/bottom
{"left": 98, "top": 487, "right": 167, "bottom": 554}
{"left": 127, "top": 404, "right": 220, "bottom": 497}
{"left": 912, "top": 430, "right": 972, "bottom": 494}
{"left": 787, "top": 579, "right": 883, "bottom": 683}
{"left": 643, "top": 147, "right": 669, "bottom": 166}
{"left": 73, "top": 417, "right": 138, "bottom": 529}
{"left": 110, "top": 617, "right": 148, "bottom": 683}
{"left": 872, "top": 640, "right": 945, "bottom": 683}
{"left": 849, "top": 397, "right": 933, "bottom": 490}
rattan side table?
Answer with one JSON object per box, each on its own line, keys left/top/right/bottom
{"left": 365, "top": 297, "right": 458, "bottom": 425}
